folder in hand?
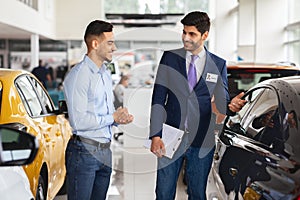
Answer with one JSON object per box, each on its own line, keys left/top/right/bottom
{"left": 145, "top": 123, "right": 185, "bottom": 159}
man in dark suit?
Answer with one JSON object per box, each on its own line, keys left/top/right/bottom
{"left": 149, "top": 11, "right": 245, "bottom": 200}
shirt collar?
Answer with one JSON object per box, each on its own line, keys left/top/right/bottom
{"left": 187, "top": 48, "right": 206, "bottom": 60}
{"left": 84, "top": 55, "right": 107, "bottom": 74}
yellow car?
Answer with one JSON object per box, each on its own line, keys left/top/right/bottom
{"left": 0, "top": 68, "right": 71, "bottom": 200}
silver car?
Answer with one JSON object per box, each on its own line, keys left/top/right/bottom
{"left": 0, "top": 127, "right": 39, "bottom": 200}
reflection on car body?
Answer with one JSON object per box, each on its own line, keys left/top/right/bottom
{"left": 212, "top": 76, "right": 300, "bottom": 200}
{"left": 0, "top": 69, "right": 71, "bottom": 200}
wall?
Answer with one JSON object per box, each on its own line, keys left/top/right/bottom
{"left": 115, "top": 27, "right": 181, "bottom": 43}
{"left": 0, "top": 0, "right": 56, "bottom": 39}
{"left": 55, "top": 0, "right": 104, "bottom": 40}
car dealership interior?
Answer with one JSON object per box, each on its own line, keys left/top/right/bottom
{"left": 0, "top": 0, "right": 300, "bottom": 200}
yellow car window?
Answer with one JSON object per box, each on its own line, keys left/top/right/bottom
{"left": 15, "top": 76, "right": 42, "bottom": 117}
{"left": 30, "top": 77, "right": 54, "bottom": 113}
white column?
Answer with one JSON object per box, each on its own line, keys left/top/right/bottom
{"left": 210, "top": 0, "right": 238, "bottom": 61}
{"left": 255, "top": 0, "right": 287, "bottom": 63}
{"left": 122, "top": 88, "right": 156, "bottom": 200}
{"left": 99, "top": 0, "right": 105, "bottom": 19}
{"left": 238, "top": 0, "right": 256, "bottom": 61}
{"left": 30, "top": 34, "right": 39, "bottom": 69}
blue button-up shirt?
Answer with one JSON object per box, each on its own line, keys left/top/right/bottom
{"left": 63, "top": 55, "right": 115, "bottom": 142}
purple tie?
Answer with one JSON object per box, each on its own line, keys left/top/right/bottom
{"left": 188, "top": 55, "right": 198, "bottom": 91}
{"left": 185, "top": 55, "right": 198, "bottom": 129}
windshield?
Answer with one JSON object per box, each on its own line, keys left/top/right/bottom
{"left": 227, "top": 69, "right": 300, "bottom": 98}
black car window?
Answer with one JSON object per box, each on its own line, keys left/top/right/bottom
{"left": 228, "top": 72, "right": 272, "bottom": 99}
{"left": 226, "top": 87, "right": 279, "bottom": 142}
{"left": 29, "top": 76, "right": 54, "bottom": 114}
{"left": 227, "top": 69, "right": 300, "bottom": 99}
{"left": 15, "top": 76, "right": 43, "bottom": 117}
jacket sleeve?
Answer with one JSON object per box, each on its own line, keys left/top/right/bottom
{"left": 213, "top": 60, "right": 231, "bottom": 116}
{"left": 149, "top": 52, "right": 170, "bottom": 138}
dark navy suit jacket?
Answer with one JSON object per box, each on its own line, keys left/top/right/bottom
{"left": 149, "top": 47, "right": 230, "bottom": 147}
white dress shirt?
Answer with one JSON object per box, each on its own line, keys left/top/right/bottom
{"left": 186, "top": 48, "right": 206, "bottom": 82}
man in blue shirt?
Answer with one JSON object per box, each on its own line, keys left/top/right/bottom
{"left": 63, "top": 20, "right": 133, "bottom": 200}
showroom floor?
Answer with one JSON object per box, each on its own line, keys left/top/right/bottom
{"left": 54, "top": 137, "right": 219, "bottom": 200}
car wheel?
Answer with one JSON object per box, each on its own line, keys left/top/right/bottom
{"left": 35, "top": 175, "right": 46, "bottom": 200}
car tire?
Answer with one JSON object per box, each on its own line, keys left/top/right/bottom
{"left": 35, "top": 175, "right": 46, "bottom": 200}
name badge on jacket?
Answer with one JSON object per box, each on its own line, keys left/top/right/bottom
{"left": 206, "top": 73, "right": 218, "bottom": 83}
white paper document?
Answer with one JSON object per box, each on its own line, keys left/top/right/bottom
{"left": 145, "top": 123, "right": 185, "bottom": 159}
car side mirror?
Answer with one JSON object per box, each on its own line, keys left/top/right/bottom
{"left": 58, "top": 100, "right": 68, "bottom": 118}
{"left": 218, "top": 116, "right": 234, "bottom": 146}
{"left": 219, "top": 130, "right": 233, "bottom": 146}
{"left": 0, "top": 127, "right": 39, "bottom": 166}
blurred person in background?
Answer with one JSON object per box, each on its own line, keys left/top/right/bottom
{"left": 113, "top": 75, "right": 130, "bottom": 141}
{"left": 31, "top": 59, "right": 52, "bottom": 89}
{"left": 114, "top": 75, "right": 129, "bottom": 108}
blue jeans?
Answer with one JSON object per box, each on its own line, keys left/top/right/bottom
{"left": 66, "top": 139, "right": 112, "bottom": 200}
{"left": 155, "top": 137, "right": 215, "bottom": 200}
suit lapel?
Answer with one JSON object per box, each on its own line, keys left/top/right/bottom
{"left": 175, "top": 48, "right": 188, "bottom": 79}
{"left": 199, "top": 50, "right": 221, "bottom": 97}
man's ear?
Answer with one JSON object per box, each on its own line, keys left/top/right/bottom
{"left": 91, "top": 39, "right": 98, "bottom": 49}
{"left": 202, "top": 31, "right": 209, "bottom": 41}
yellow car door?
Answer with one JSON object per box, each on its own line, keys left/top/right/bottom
{"left": 29, "top": 76, "right": 68, "bottom": 199}
{"left": 15, "top": 75, "right": 69, "bottom": 199}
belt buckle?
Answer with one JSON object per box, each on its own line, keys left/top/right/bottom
{"left": 98, "top": 142, "right": 110, "bottom": 149}
{"left": 99, "top": 143, "right": 105, "bottom": 148}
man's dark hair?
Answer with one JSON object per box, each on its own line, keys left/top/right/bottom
{"left": 84, "top": 20, "right": 113, "bottom": 43}
{"left": 180, "top": 11, "right": 210, "bottom": 35}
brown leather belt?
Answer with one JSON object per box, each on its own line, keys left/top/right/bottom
{"left": 71, "top": 135, "right": 111, "bottom": 149}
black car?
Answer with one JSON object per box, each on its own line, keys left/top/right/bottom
{"left": 227, "top": 62, "right": 300, "bottom": 99}
{"left": 212, "top": 76, "right": 300, "bottom": 200}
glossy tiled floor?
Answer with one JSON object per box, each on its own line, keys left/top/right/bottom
{"left": 54, "top": 137, "right": 219, "bottom": 200}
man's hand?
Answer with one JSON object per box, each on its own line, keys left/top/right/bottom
{"left": 150, "top": 136, "right": 166, "bottom": 158}
{"left": 113, "top": 107, "right": 134, "bottom": 124}
{"left": 228, "top": 92, "right": 247, "bottom": 113}
{"left": 211, "top": 101, "right": 226, "bottom": 124}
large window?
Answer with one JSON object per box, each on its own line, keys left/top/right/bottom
{"left": 285, "top": 27, "right": 300, "bottom": 66}
{"left": 285, "top": 0, "right": 300, "bottom": 66}
{"left": 286, "top": 39, "right": 300, "bottom": 67}
{"left": 18, "top": 0, "right": 38, "bottom": 10}
{"left": 105, "top": 0, "right": 208, "bottom": 14}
